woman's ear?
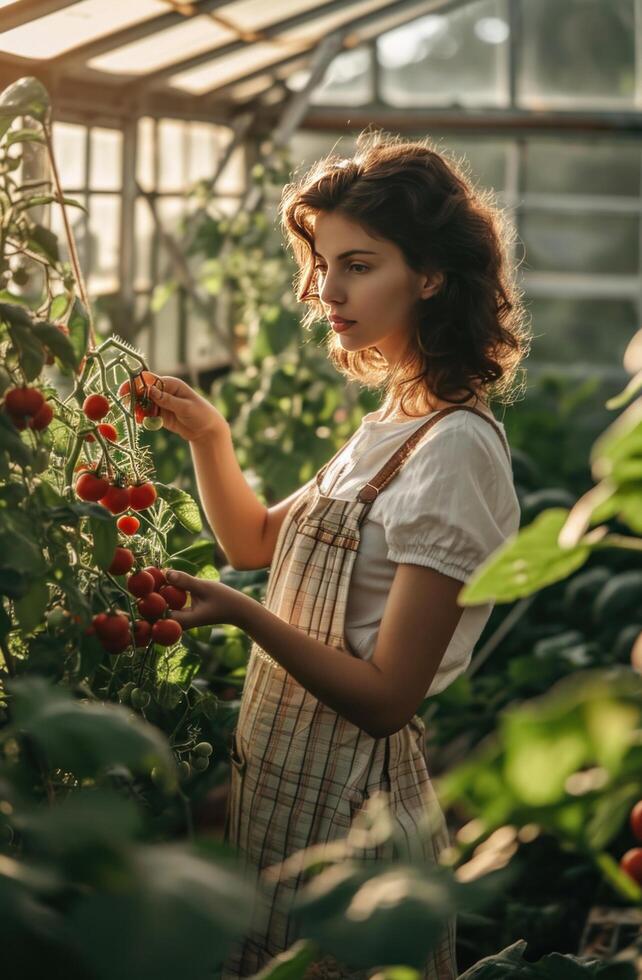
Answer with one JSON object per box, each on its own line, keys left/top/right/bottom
{"left": 420, "top": 270, "right": 445, "bottom": 300}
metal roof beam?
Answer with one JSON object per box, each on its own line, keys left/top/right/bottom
{"left": 53, "top": 0, "right": 232, "bottom": 68}
{"left": 193, "top": 0, "right": 472, "bottom": 99}
{"left": 137, "top": 0, "right": 418, "bottom": 89}
{"left": 0, "top": 0, "right": 79, "bottom": 32}
{"left": 296, "top": 106, "right": 642, "bottom": 137}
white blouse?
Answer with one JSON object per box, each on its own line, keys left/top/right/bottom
{"left": 317, "top": 406, "right": 521, "bottom": 697}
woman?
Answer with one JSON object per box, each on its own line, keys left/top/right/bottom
{"left": 149, "top": 130, "right": 529, "bottom": 979}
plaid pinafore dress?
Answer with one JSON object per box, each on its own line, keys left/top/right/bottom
{"left": 221, "top": 405, "right": 510, "bottom": 980}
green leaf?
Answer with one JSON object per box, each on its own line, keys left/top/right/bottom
{"left": 0, "top": 302, "right": 45, "bottom": 380}
{"left": 69, "top": 841, "right": 254, "bottom": 980}
{"left": 50, "top": 293, "right": 71, "bottom": 321}
{"left": 248, "top": 940, "right": 318, "bottom": 980}
{"left": 32, "top": 320, "right": 77, "bottom": 369}
{"left": 67, "top": 297, "right": 90, "bottom": 367}
{"left": 14, "top": 576, "right": 48, "bottom": 633}
{"left": 5, "top": 128, "right": 45, "bottom": 147}
{"left": 89, "top": 514, "right": 118, "bottom": 570}
{"left": 0, "top": 602, "right": 11, "bottom": 641}
{"left": 0, "top": 411, "right": 34, "bottom": 466}
{"left": 170, "top": 539, "right": 216, "bottom": 570}
{"left": 8, "top": 676, "right": 177, "bottom": 782}
{"left": 151, "top": 281, "right": 177, "bottom": 313}
{"left": 28, "top": 224, "right": 60, "bottom": 264}
{"left": 459, "top": 510, "right": 592, "bottom": 605}
{"left": 156, "top": 483, "right": 202, "bottom": 533}
{"left": 0, "top": 76, "right": 50, "bottom": 125}
{"left": 18, "top": 194, "right": 86, "bottom": 213}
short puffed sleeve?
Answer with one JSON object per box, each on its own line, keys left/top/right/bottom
{"left": 383, "top": 415, "right": 510, "bottom": 583}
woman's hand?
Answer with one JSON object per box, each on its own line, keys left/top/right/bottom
{"left": 163, "top": 569, "right": 246, "bottom": 630}
{"left": 148, "top": 377, "right": 228, "bottom": 444}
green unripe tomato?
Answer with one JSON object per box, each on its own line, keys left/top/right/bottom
{"left": 191, "top": 755, "right": 209, "bottom": 773}
{"left": 193, "top": 741, "right": 213, "bottom": 758}
{"left": 12, "top": 266, "right": 29, "bottom": 286}
{"left": 46, "top": 606, "right": 70, "bottom": 630}
{"left": 130, "top": 688, "right": 150, "bottom": 710}
{"left": 142, "top": 415, "right": 163, "bottom": 430}
{"left": 178, "top": 760, "right": 191, "bottom": 780}
{"left": 118, "top": 681, "right": 136, "bottom": 705}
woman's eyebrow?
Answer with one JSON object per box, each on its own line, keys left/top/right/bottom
{"left": 314, "top": 249, "right": 378, "bottom": 261}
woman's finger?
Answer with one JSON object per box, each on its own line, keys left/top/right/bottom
{"left": 164, "top": 568, "right": 203, "bottom": 594}
{"left": 148, "top": 386, "right": 183, "bottom": 413}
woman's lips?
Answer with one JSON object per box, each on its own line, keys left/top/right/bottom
{"left": 330, "top": 317, "right": 356, "bottom": 333}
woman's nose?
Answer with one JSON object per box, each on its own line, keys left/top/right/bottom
{"left": 318, "top": 270, "right": 345, "bottom": 306}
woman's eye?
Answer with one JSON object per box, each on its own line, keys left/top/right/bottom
{"left": 350, "top": 263, "right": 368, "bottom": 273}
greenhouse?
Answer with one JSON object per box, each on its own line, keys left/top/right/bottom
{"left": 2, "top": 1, "right": 642, "bottom": 978}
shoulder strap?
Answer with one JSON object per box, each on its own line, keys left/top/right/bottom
{"left": 356, "top": 405, "right": 511, "bottom": 504}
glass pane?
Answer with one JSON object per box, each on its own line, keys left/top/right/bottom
{"left": 378, "top": 0, "right": 509, "bottom": 108}
{"left": 519, "top": 0, "right": 635, "bottom": 108}
{"left": 429, "top": 136, "right": 507, "bottom": 193}
{"left": 288, "top": 132, "right": 358, "bottom": 169}
{"left": 52, "top": 122, "right": 86, "bottom": 190}
{"left": 528, "top": 296, "right": 638, "bottom": 367}
{"left": 49, "top": 193, "right": 88, "bottom": 269}
{"left": 169, "top": 42, "right": 292, "bottom": 94}
{"left": 0, "top": 0, "right": 166, "bottom": 59}
{"left": 187, "top": 123, "right": 216, "bottom": 185}
{"left": 307, "top": 47, "right": 372, "bottom": 105}
{"left": 221, "top": 0, "right": 323, "bottom": 31}
{"left": 216, "top": 145, "right": 245, "bottom": 196}
{"left": 156, "top": 196, "right": 187, "bottom": 239}
{"left": 521, "top": 210, "right": 639, "bottom": 275}
{"left": 137, "top": 117, "right": 156, "bottom": 192}
{"left": 158, "top": 120, "right": 186, "bottom": 192}
{"left": 88, "top": 15, "right": 233, "bottom": 75}
{"left": 88, "top": 194, "right": 121, "bottom": 293}
{"left": 135, "top": 197, "right": 154, "bottom": 290}
{"left": 90, "top": 128, "right": 122, "bottom": 191}
{"left": 151, "top": 290, "right": 180, "bottom": 373}
{"left": 525, "top": 139, "right": 641, "bottom": 197}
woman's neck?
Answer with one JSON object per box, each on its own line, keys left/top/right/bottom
{"left": 379, "top": 391, "right": 489, "bottom": 421}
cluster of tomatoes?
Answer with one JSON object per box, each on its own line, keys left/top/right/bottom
{"left": 3, "top": 385, "right": 53, "bottom": 431}
{"left": 88, "top": 561, "right": 187, "bottom": 654}
{"left": 619, "top": 800, "right": 642, "bottom": 885}
{"left": 117, "top": 371, "right": 163, "bottom": 427}
{"left": 74, "top": 465, "right": 157, "bottom": 515}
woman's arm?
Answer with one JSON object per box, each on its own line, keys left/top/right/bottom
{"left": 171, "top": 562, "right": 464, "bottom": 738}
{"left": 233, "top": 562, "right": 464, "bottom": 737}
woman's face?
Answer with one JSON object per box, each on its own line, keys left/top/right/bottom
{"left": 312, "top": 211, "right": 442, "bottom": 365}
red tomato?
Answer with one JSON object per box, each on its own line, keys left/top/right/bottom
{"left": 159, "top": 584, "right": 187, "bottom": 610}
{"left": 75, "top": 472, "right": 110, "bottom": 502}
{"left": 117, "top": 515, "right": 140, "bottom": 535}
{"left": 108, "top": 547, "right": 134, "bottom": 576}
{"left": 143, "top": 566, "right": 166, "bottom": 591}
{"left": 133, "top": 619, "right": 153, "bottom": 648}
{"left": 5, "top": 386, "right": 44, "bottom": 418}
{"left": 151, "top": 618, "right": 182, "bottom": 646}
{"left": 620, "top": 847, "right": 642, "bottom": 884}
{"left": 4, "top": 387, "right": 45, "bottom": 429}
{"left": 127, "top": 570, "right": 155, "bottom": 598}
{"left": 118, "top": 371, "right": 161, "bottom": 418}
{"left": 630, "top": 801, "right": 642, "bottom": 842}
{"left": 99, "top": 484, "right": 131, "bottom": 515}
{"left": 82, "top": 393, "right": 110, "bottom": 421}
{"left": 137, "top": 592, "right": 167, "bottom": 622}
{"left": 129, "top": 482, "right": 157, "bottom": 511}
{"left": 86, "top": 611, "right": 108, "bottom": 636}
{"left": 28, "top": 401, "right": 53, "bottom": 431}
{"left": 98, "top": 422, "right": 118, "bottom": 442}
{"left": 93, "top": 611, "right": 131, "bottom": 653}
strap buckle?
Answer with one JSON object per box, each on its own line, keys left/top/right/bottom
{"left": 359, "top": 482, "right": 379, "bottom": 503}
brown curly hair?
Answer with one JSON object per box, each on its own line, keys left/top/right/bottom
{"left": 279, "top": 130, "right": 530, "bottom": 418}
